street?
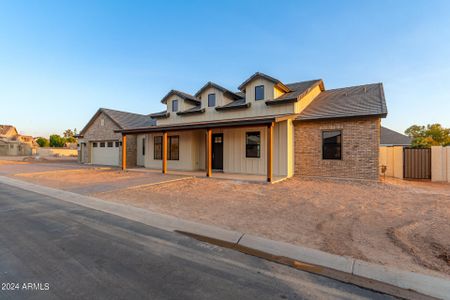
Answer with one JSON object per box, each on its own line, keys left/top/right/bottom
{"left": 0, "top": 183, "right": 393, "bottom": 299}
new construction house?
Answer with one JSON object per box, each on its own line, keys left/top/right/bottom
{"left": 77, "top": 72, "right": 388, "bottom": 181}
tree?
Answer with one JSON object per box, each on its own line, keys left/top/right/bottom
{"left": 63, "top": 128, "right": 78, "bottom": 144}
{"left": 405, "top": 123, "right": 450, "bottom": 148}
{"left": 35, "top": 137, "right": 49, "bottom": 147}
{"left": 49, "top": 134, "right": 66, "bottom": 147}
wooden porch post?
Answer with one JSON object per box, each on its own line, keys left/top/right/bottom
{"left": 267, "top": 122, "right": 274, "bottom": 183}
{"left": 162, "top": 132, "right": 167, "bottom": 174}
{"left": 122, "top": 134, "right": 127, "bottom": 170}
{"left": 206, "top": 128, "right": 212, "bottom": 177}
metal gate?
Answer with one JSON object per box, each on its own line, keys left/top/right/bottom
{"left": 403, "top": 148, "right": 431, "bottom": 179}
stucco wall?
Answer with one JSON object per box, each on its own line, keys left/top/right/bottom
{"left": 294, "top": 117, "right": 381, "bottom": 180}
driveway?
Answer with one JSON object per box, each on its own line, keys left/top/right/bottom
{"left": 0, "top": 183, "right": 392, "bottom": 299}
{"left": 2, "top": 160, "right": 189, "bottom": 195}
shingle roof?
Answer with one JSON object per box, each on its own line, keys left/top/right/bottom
{"left": 215, "top": 98, "right": 251, "bottom": 111}
{"left": 177, "top": 106, "right": 205, "bottom": 115}
{"left": 297, "top": 83, "right": 387, "bottom": 121}
{"left": 160, "top": 89, "right": 201, "bottom": 105}
{"left": 0, "top": 125, "right": 18, "bottom": 137}
{"left": 238, "top": 72, "right": 291, "bottom": 92}
{"left": 101, "top": 108, "right": 156, "bottom": 129}
{"left": 80, "top": 108, "right": 156, "bottom": 135}
{"left": 266, "top": 79, "right": 324, "bottom": 105}
{"left": 381, "top": 126, "right": 411, "bottom": 146}
{"left": 194, "top": 82, "right": 242, "bottom": 100}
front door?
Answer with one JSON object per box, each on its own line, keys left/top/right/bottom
{"left": 212, "top": 133, "right": 223, "bottom": 170}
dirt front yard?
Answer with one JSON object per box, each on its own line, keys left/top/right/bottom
{"left": 3, "top": 160, "right": 449, "bottom": 279}
{"left": 96, "top": 176, "right": 450, "bottom": 279}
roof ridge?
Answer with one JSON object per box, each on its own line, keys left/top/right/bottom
{"left": 323, "top": 82, "right": 382, "bottom": 93}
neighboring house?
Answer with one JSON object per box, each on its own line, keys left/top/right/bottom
{"left": 380, "top": 126, "right": 411, "bottom": 146}
{"left": 76, "top": 108, "right": 155, "bottom": 166}
{"left": 0, "top": 125, "right": 36, "bottom": 156}
{"left": 78, "top": 72, "right": 388, "bottom": 181}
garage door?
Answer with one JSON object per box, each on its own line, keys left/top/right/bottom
{"left": 92, "top": 141, "right": 120, "bottom": 166}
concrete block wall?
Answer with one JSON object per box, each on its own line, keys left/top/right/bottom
{"left": 294, "top": 117, "right": 380, "bottom": 180}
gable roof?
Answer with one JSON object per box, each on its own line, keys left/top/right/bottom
{"left": 266, "top": 79, "right": 324, "bottom": 105}
{"left": 194, "top": 82, "right": 242, "bottom": 100}
{"left": 297, "top": 83, "right": 388, "bottom": 121}
{"left": 381, "top": 126, "right": 411, "bottom": 146}
{"left": 79, "top": 108, "right": 156, "bottom": 136}
{"left": 160, "top": 89, "right": 201, "bottom": 105}
{"left": 0, "top": 125, "right": 18, "bottom": 137}
{"left": 237, "top": 72, "right": 291, "bottom": 92}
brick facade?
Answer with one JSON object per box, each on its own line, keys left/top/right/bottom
{"left": 294, "top": 117, "right": 380, "bottom": 180}
{"left": 78, "top": 112, "right": 137, "bottom": 167}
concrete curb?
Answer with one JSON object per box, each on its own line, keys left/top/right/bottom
{"left": 1, "top": 175, "right": 449, "bottom": 299}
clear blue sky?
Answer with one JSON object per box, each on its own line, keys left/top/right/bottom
{"left": 1, "top": 0, "right": 449, "bottom": 137}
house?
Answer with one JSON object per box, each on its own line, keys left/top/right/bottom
{"left": 77, "top": 108, "right": 155, "bottom": 166}
{"left": 0, "top": 125, "right": 36, "bottom": 156}
{"left": 380, "top": 126, "right": 411, "bottom": 146}
{"left": 77, "top": 72, "right": 387, "bottom": 181}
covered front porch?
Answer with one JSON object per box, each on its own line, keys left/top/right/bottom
{"left": 118, "top": 115, "right": 295, "bottom": 183}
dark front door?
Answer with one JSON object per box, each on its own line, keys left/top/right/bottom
{"left": 212, "top": 133, "right": 223, "bottom": 170}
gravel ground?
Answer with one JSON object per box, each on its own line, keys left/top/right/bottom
{"left": 4, "top": 160, "right": 449, "bottom": 279}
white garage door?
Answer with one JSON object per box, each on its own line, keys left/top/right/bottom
{"left": 92, "top": 141, "right": 120, "bottom": 166}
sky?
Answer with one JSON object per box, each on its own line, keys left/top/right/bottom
{"left": 0, "top": 0, "right": 449, "bottom": 137}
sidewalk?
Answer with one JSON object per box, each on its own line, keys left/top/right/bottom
{"left": 1, "top": 175, "right": 449, "bottom": 299}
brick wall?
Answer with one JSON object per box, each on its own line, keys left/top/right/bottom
{"left": 294, "top": 117, "right": 380, "bottom": 180}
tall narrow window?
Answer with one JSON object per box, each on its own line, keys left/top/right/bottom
{"left": 255, "top": 85, "right": 264, "bottom": 100}
{"left": 142, "top": 138, "right": 146, "bottom": 155}
{"left": 168, "top": 136, "right": 179, "bottom": 160}
{"left": 172, "top": 100, "right": 178, "bottom": 112}
{"left": 246, "top": 132, "right": 261, "bottom": 158}
{"left": 208, "top": 93, "right": 216, "bottom": 107}
{"left": 154, "top": 136, "right": 162, "bottom": 160}
{"left": 322, "top": 130, "right": 342, "bottom": 160}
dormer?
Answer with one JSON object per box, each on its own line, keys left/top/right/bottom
{"left": 237, "top": 72, "right": 291, "bottom": 102}
{"left": 194, "top": 82, "right": 242, "bottom": 109}
{"left": 160, "top": 89, "right": 201, "bottom": 116}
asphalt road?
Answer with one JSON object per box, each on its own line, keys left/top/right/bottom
{"left": 0, "top": 183, "right": 393, "bottom": 300}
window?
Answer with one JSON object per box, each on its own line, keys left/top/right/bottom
{"left": 172, "top": 100, "right": 178, "bottom": 112}
{"left": 208, "top": 93, "right": 216, "bottom": 107}
{"left": 107, "top": 141, "right": 113, "bottom": 147}
{"left": 168, "top": 136, "right": 179, "bottom": 160}
{"left": 322, "top": 130, "right": 342, "bottom": 160}
{"left": 246, "top": 132, "right": 260, "bottom": 158}
{"left": 100, "top": 142, "right": 105, "bottom": 147}
{"left": 255, "top": 85, "right": 264, "bottom": 100}
{"left": 93, "top": 142, "right": 98, "bottom": 147}
{"left": 115, "top": 141, "right": 120, "bottom": 147}
{"left": 154, "top": 136, "right": 162, "bottom": 160}
{"left": 142, "top": 138, "right": 145, "bottom": 155}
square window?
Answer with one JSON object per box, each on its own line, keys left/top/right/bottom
{"left": 100, "top": 142, "right": 105, "bottom": 147}
{"left": 246, "top": 132, "right": 260, "bottom": 158}
{"left": 172, "top": 99, "right": 178, "bottom": 112}
{"left": 208, "top": 93, "right": 216, "bottom": 107}
{"left": 322, "top": 130, "right": 342, "bottom": 160}
{"left": 93, "top": 142, "right": 98, "bottom": 147}
{"left": 255, "top": 85, "right": 264, "bottom": 100}
{"left": 107, "top": 141, "right": 113, "bottom": 147}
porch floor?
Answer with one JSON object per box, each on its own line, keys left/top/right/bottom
{"left": 127, "top": 167, "right": 287, "bottom": 183}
